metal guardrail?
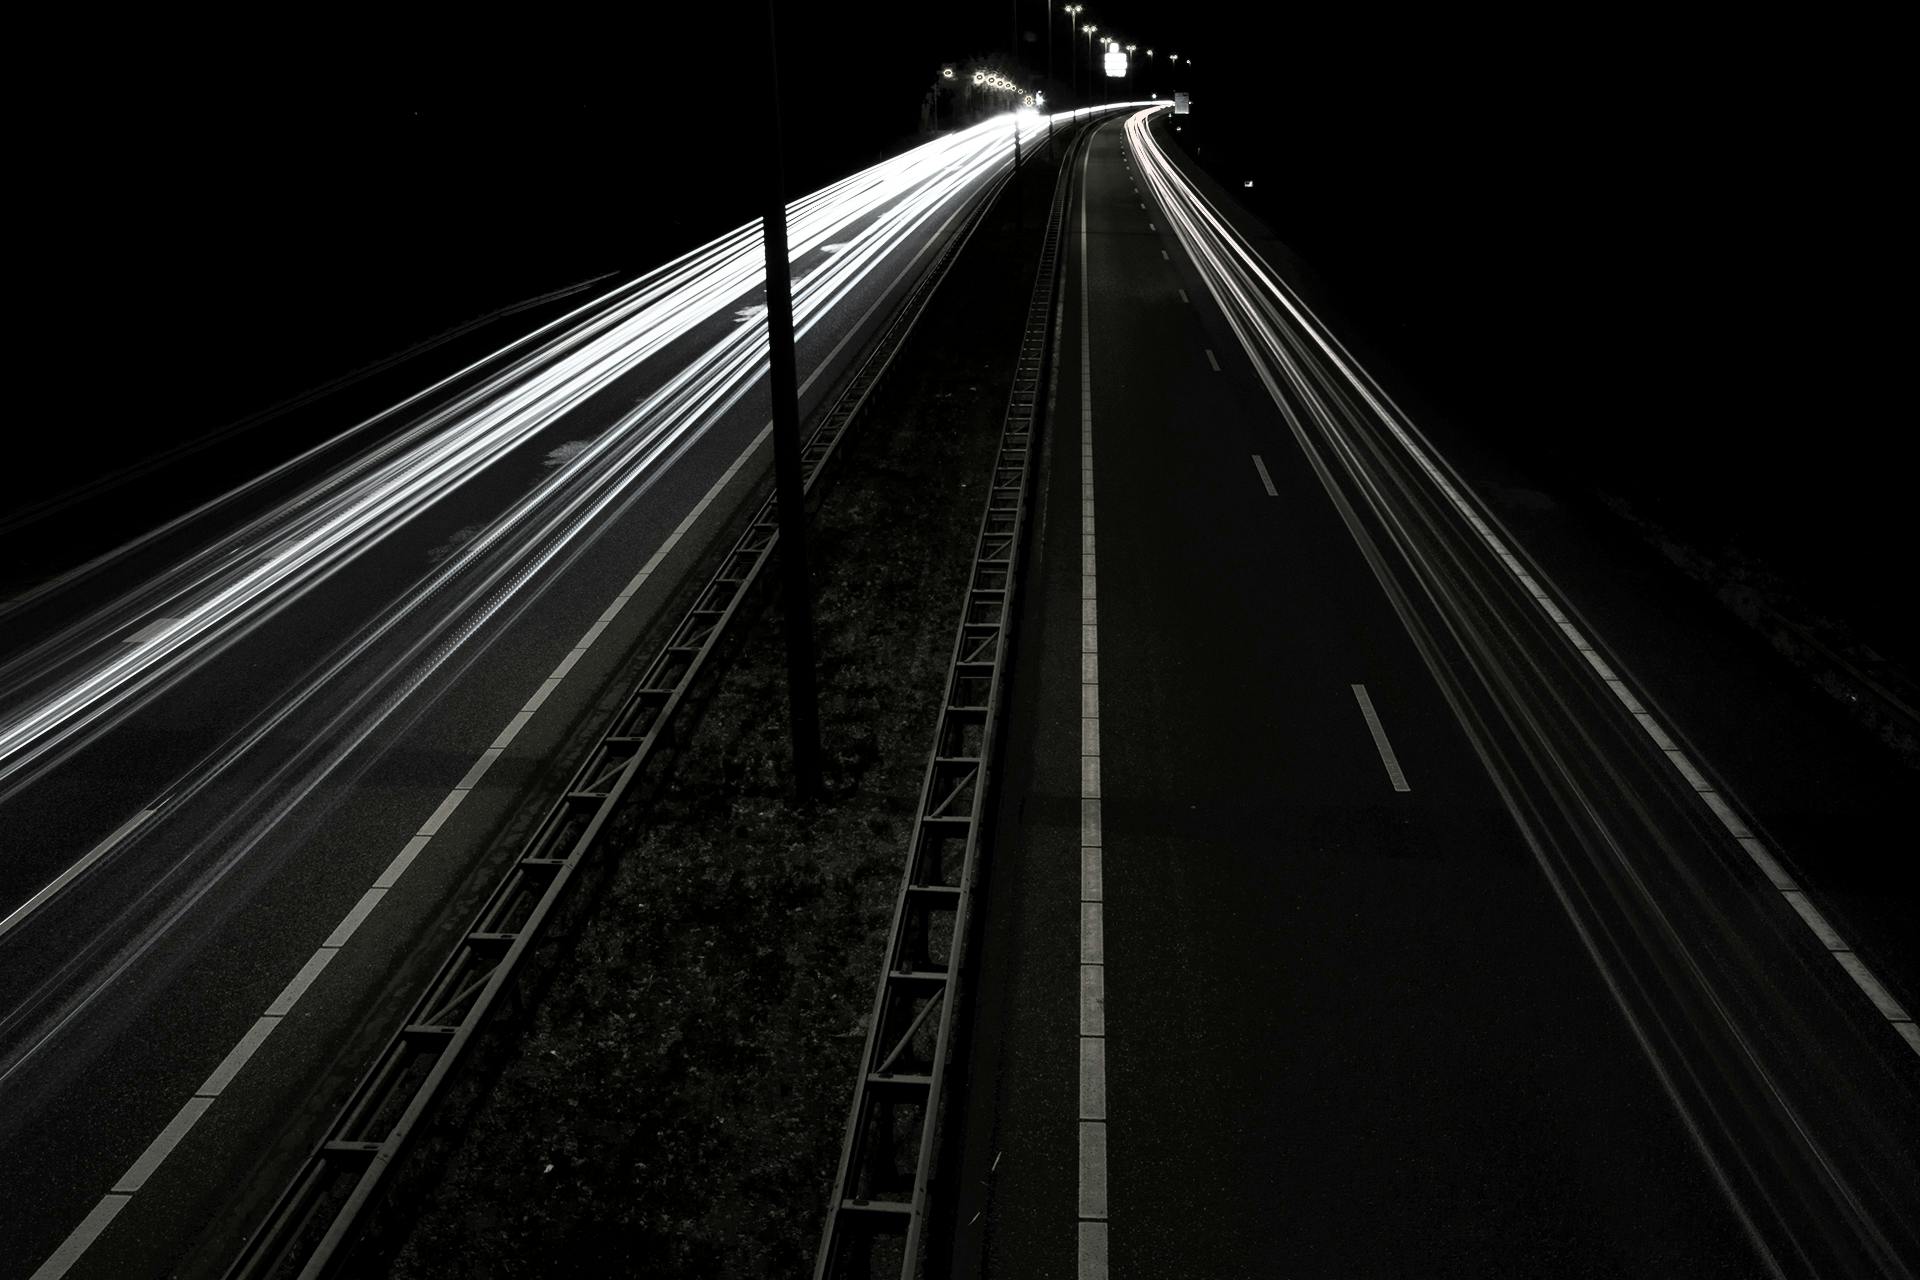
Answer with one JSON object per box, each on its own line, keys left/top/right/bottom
{"left": 222, "top": 168, "right": 1013, "bottom": 1280}
{"left": 813, "top": 121, "right": 1082, "bottom": 1280}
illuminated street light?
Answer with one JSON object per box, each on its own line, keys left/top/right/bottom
{"left": 1062, "top": 4, "right": 1084, "bottom": 98}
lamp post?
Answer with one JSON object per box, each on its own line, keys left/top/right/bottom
{"left": 1062, "top": 5, "right": 1084, "bottom": 99}
{"left": 758, "top": 0, "right": 822, "bottom": 800}
{"left": 1082, "top": 24, "right": 1098, "bottom": 102}
{"left": 1125, "top": 44, "right": 1136, "bottom": 97}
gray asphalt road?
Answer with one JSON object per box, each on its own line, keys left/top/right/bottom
{"left": 944, "top": 113, "right": 1919, "bottom": 1279}
{"left": 0, "top": 119, "right": 1028, "bottom": 1280}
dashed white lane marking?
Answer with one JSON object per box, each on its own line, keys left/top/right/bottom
{"left": 1077, "top": 135, "right": 1110, "bottom": 1280}
{"left": 1177, "top": 288, "right": 1189, "bottom": 304}
{"left": 27, "top": 400, "right": 778, "bottom": 1280}
{"left": 0, "top": 804, "right": 161, "bottom": 942}
{"left": 1148, "top": 222, "right": 1156, "bottom": 232}
{"left": 1351, "top": 683, "right": 1411, "bottom": 792}
{"left": 1251, "top": 454, "right": 1278, "bottom": 497}
{"left": 1161, "top": 249, "right": 1170, "bottom": 261}
{"left": 1204, "top": 347, "right": 1220, "bottom": 371}
{"left": 1142, "top": 119, "right": 1918, "bottom": 1057}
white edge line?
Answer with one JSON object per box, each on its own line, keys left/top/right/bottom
{"left": 0, "top": 806, "right": 159, "bottom": 942}
{"left": 195, "top": 1015, "right": 281, "bottom": 1098}
{"left": 31, "top": 120, "right": 1022, "bottom": 1275}
{"left": 30, "top": 1194, "right": 131, "bottom": 1280}
{"left": 111, "top": 1096, "right": 213, "bottom": 1193}
{"left": 1139, "top": 114, "right": 1920, "bottom": 1056}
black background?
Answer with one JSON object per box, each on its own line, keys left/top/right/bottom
{"left": 12, "top": 6, "right": 1910, "bottom": 653}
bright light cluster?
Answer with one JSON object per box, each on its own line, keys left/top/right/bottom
{"left": 972, "top": 70, "right": 1024, "bottom": 95}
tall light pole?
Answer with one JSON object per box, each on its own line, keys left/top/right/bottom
{"left": 1125, "top": 44, "right": 1136, "bottom": 97}
{"left": 1083, "top": 24, "right": 1098, "bottom": 102}
{"left": 759, "top": 0, "right": 822, "bottom": 799}
{"left": 1046, "top": 2, "right": 1055, "bottom": 106}
{"left": 1062, "top": 5, "right": 1084, "bottom": 100}
{"left": 1144, "top": 48, "right": 1154, "bottom": 96}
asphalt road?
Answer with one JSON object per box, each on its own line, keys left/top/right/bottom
{"left": 0, "top": 114, "right": 1056, "bottom": 1280}
{"left": 943, "top": 112, "right": 1919, "bottom": 1278}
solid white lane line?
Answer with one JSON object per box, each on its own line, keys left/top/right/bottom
{"left": 195, "top": 1016, "right": 280, "bottom": 1098}
{"left": 1351, "top": 683, "right": 1411, "bottom": 792}
{"left": 30, "top": 1195, "right": 130, "bottom": 1280}
{"left": 1081, "top": 964, "right": 1105, "bottom": 1035}
{"left": 415, "top": 788, "right": 468, "bottom": 837}
{"left": 455, "top": 747, "right": 504, "bottom": 791}
{"left": 1078, "top": 1122, "right": 1109, "bottom": 1217}
{"left": 1204, "top": 348, "right": 1220, "bottom": 371}
{"left": 374, "top": 835, "right": 432, "bottom": 890}
{"left": 0, "top": 804, "right": 159, "bottom": 942}
{"left": 112, "top": 1096, "right": 213, "bottom": 1193}
{"left": 1078, "top": 134, "right": 1110, "bottom": 1276}
{"left": 265, "top": 947, "right": 337, "bottom": 1017}
{"left": 323, "top": 887, "right": 388, "bottom": 949}
{"left": 489, "top": 710, "right": 534, "bottom": 750}
{"left": 521, "top": 677, "right": 564, "bottom": 713}
{"left": 1131, "top": 108, "right": 1918, "bottom": 1055}
{"left": 1080, "top": 1038, "right": 1108, "bottom": 1119}
{"left": 1078, "top": 1223, "right": 1110, "bottom": 1280}
{"left": 1251, "top": 454, "right": 1278, "bottom": 497}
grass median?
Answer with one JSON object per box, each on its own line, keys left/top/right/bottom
{"left": 364, "top": 167, "right": 1060, "bottom": 1278}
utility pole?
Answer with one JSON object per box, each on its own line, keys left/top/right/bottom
{"left": 760, "top": 0, "right": 823, "bottom": 800}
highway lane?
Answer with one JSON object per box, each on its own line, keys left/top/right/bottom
{"left": 946, "top": 112, "right": 1918, "bottom": 1278}
{"left": 0, "top": 108, "right": 1108, "bottom": 1279}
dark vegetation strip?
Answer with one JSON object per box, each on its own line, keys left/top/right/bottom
{"left": 358, "top": 170, "right": 1058, "bottom": 1278}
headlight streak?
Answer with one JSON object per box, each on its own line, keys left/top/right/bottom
{"left": 0, "top": 106, "right": 1148, "bottom": 941}
{"left": 1126, "top": 108, "right": 1920, "bottom": 1273}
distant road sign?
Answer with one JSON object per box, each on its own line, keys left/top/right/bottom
{"left": 1174, "top": 91, "right": 1190, "bottom": 115}
{"left": 1104, "top": 43, "right": 1127, "bottom": 78}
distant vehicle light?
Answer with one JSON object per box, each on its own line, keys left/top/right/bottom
{"left": 1243, "top": 180, "right": 1254, "bottom": 188}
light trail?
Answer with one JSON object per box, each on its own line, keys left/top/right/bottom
{"left": 0, "top": 106, "right": 1139, "bottom": 936}
{"left": 1125, "top": 105, "right": 1918, "bottom": 1272}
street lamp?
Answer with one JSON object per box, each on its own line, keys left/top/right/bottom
{"left": 1125, "top": 43, "right": 1136, "bottom": 96}
{"left": 1062, "top": 5, "right": 1084, "bottom": 98}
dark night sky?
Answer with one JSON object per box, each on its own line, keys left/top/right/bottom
{"left": 15, "top": 7, "right": 1910, "bottom": 644}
